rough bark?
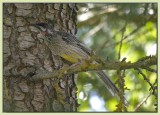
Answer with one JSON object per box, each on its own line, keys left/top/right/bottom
{"left": 3, "top": 3, "right": 78, "bottom": 112}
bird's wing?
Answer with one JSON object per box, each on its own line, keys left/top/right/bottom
{"left": 56, "top": 31, "right": 91, "bottom": 55}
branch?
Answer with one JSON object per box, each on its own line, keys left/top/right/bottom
{"left": 30, "top": 55, "right": 157, "bottom": 81}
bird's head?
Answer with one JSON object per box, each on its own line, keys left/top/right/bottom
{"left": 30, "top": 22, "right": 53, "bottom": 35}
{"left": 30, "top": 22, "right": 56, "bottom": 44}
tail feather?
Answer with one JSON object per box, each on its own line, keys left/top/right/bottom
{"left": 96, "top": 70, "right": 129, "bottom": 106}
{"left": 96, "top": 70, "right": 119, "bottom": 96}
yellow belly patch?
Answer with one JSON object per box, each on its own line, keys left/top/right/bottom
{"left": 61, "top": 54, "right": 79, "bottom": 63}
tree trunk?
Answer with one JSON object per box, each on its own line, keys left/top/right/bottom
{"left": 3, "top": 3, "right": 78, "bottom": 112}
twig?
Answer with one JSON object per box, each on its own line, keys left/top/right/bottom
{"left": 145, "top": 67, "right": 157, "bottom": 73}
{"left": 98, "top": 25, "right": 124, "bottom": 52}
{"left": 116, "top": 69, "right": 127, "bottom": 112}
{"left": 135, "top": 68, "right": 155, "bottom": 92}
{"left": 105, "top": 22, "right": 145, "bottom": 49}
{"left": 80, "top": 22, "right": 104, "bottom": 41}
{"left": 152, "top": 78, "right": 157, "bottom": 97}
{"left": 118, "top": 25, "right": 126, "bottom": 60}
{"left": 134, "top": 93, "right": 152, "bottom": 111}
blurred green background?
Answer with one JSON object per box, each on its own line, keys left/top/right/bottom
{"left": 76, "top": 3, "right": 157, "bottom": 112}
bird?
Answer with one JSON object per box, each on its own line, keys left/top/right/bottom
{"left": 30, "top": 22, "right": 127, "bottom": 103}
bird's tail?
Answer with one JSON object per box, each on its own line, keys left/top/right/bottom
{"left": 96, "top": 70, "right": 128, "bottom": 106}
{"left": 96, "top": 70, "right": 119, "bottom": 96}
